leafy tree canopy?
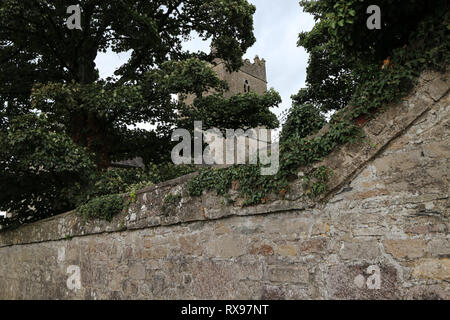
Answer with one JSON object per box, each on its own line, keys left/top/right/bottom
{"left": 0, "top": 113, "right": 95, "bottom": 227}
{"left": 294, "top": 0, "right": 448, "bottom": 113}
{"left": 0, "top": 0, "right": 280, "bottom": 227}
{"left": 280, "top": 103, "right": 325, "bottom": 143}
{"left": 188, "top": 0, "right": 448, "bottom": 208}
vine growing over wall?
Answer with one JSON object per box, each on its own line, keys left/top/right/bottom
{"left": 185, "top": 8, "right": 449, "bottom": 206}
{"left": 77, "top": 194, "right": 125, "bottom": 222}
{"left": 55, "top": 2, "right": 450, "bottom": 220}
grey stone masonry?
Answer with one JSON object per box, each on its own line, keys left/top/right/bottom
{"left": 0, "top": 71, "right": 448, "bottom": 300}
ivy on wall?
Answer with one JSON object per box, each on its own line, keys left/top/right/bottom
{"left": 77, "top": 194, "right": 125, "bottom": 222}
{"left": 66, "top": 3, "right": 450, "bottom": 220}
{"left": 185, "top": 9, "right": 449, "bottom": 206}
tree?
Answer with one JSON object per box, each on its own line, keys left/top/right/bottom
{"left": 0, "top": 0, "right": 280, "bottom": 226}
{"left": 0, "top": 113, "right": 95, "bottom": 228}
{"left": 0, "top": 0, "right": 268, "bottom": 168}
{"left": 178, "top": 88, "right": 280, "bottom": 131}
{"left": 280, "top": 103, "right": 325, "bottom": 143}
{"left": 294, "top": 0, "right": 448, "bottom": 113}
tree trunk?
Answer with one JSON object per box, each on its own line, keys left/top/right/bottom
{"left": 70, "top": 111, "right": 111, "bottom": 170}
{"left": 70, "top": 44, "right": 111, "bottom": 170}
{"left": 86, "top": 112, "right": 111, "bottom": 170}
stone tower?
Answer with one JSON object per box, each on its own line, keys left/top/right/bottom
{"left": 212, "top": 55, "right": 268, "bottom": 97}
{"left": 182, "top": 54, "right": 268, "bottom": 105}
{"left": 112, "top": 53, "right": 269, "bottom": 169}
{"left": 181, "top": 50, "right": 271, "bottom": 166}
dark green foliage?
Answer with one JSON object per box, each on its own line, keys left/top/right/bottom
{"left": 77, "top": 194, "right": 124, "bottom": 222}
{"left": 303, "top": 166, "right": 333, "bottom": 199}
{"left": 280, "top": 103, "right": 326, "bottom": 142}
{"left": 186, "top": 0, "right": 449, "bottom": 206}
{"left": 295, "top": 0, "right": 449, "bottom": 112}
{"left": 144, "top": 163, "right": 198, "bottom": 185}
{"left": 0, "top": 158, "right": 198, "bottom": 228}
{"left": 179, "top": 89, "right": 281, "bottom": 131}
{"left": 302, "top": 0, "right": 444, "bottom": 63}
{"left": 294, "top": 23, "right": 357, "bottom": 112}
{"left": 73, "top": 163, "right": 198, "bottom": 220}
{"left": 0, "top": 0, "right": 281, "bottom": 227}
{"left": 187, "top": 165, "right": 284, "bottom": 206}
{"left": 76, "top": 168, "right": 154, "bottom": 204}
{"left": 0, "top": 0, "right": 264, "bottom": 169}
{"left": 0, "top": 114, "right": 95, "bottom": 229}
{"left": 163, "top": 193, "right": 182, "bottom": 205}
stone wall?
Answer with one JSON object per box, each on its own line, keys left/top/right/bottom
{"left": 0, "top": 71, "right": 448, "bottom": 300}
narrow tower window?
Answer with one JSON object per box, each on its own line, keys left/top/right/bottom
{"left": 244, "top": 80, "right": 249, "bottom": 93}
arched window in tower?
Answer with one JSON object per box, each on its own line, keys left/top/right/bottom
{"left": 244, "top": 80, "right": 250, "bottom": 93}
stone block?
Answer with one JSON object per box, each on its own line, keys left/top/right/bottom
{"left": 404, "top": 284, "right": 450, "bottom": 300}
{"left": 326, "top": 263, "right": 401, "bottom": 300}
{"left": 249, "top": 244, "right": 274, "bottom": 256}
{"left": 340, "top": 240, "right": 381, "bottom": 261}
{"left": 427, "top": 239, "right": 450, "bottom": 257}
{"left": 427, "top": 76, "right": 449, "bottom": 101}
{"left": 298, "top": 238, "right": 329, "bottom": 254}
{"left": 276, "top": 244, "right": 297, "bottom": 257}
{"left": 129, "top": 264, "right": 146, "bottom": 280}
{"left": 205, "top": 235, "right": 247, "bottom": 258}
{"left": 412, "top": 258, "right": 450, "bottom": 281}
{"left": 267, "top": 265, "right": 309, "bottom": 284}
{"left": 383, "top": 239, "right": 426, "bottom": 260}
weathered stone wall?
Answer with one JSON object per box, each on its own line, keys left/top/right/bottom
{"left": 0, "top": 71, "right": 448, "bottom": 300}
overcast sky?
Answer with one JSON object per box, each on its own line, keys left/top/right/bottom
{"left": 95, "top": 0, "right": 315, "bottom": 129}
